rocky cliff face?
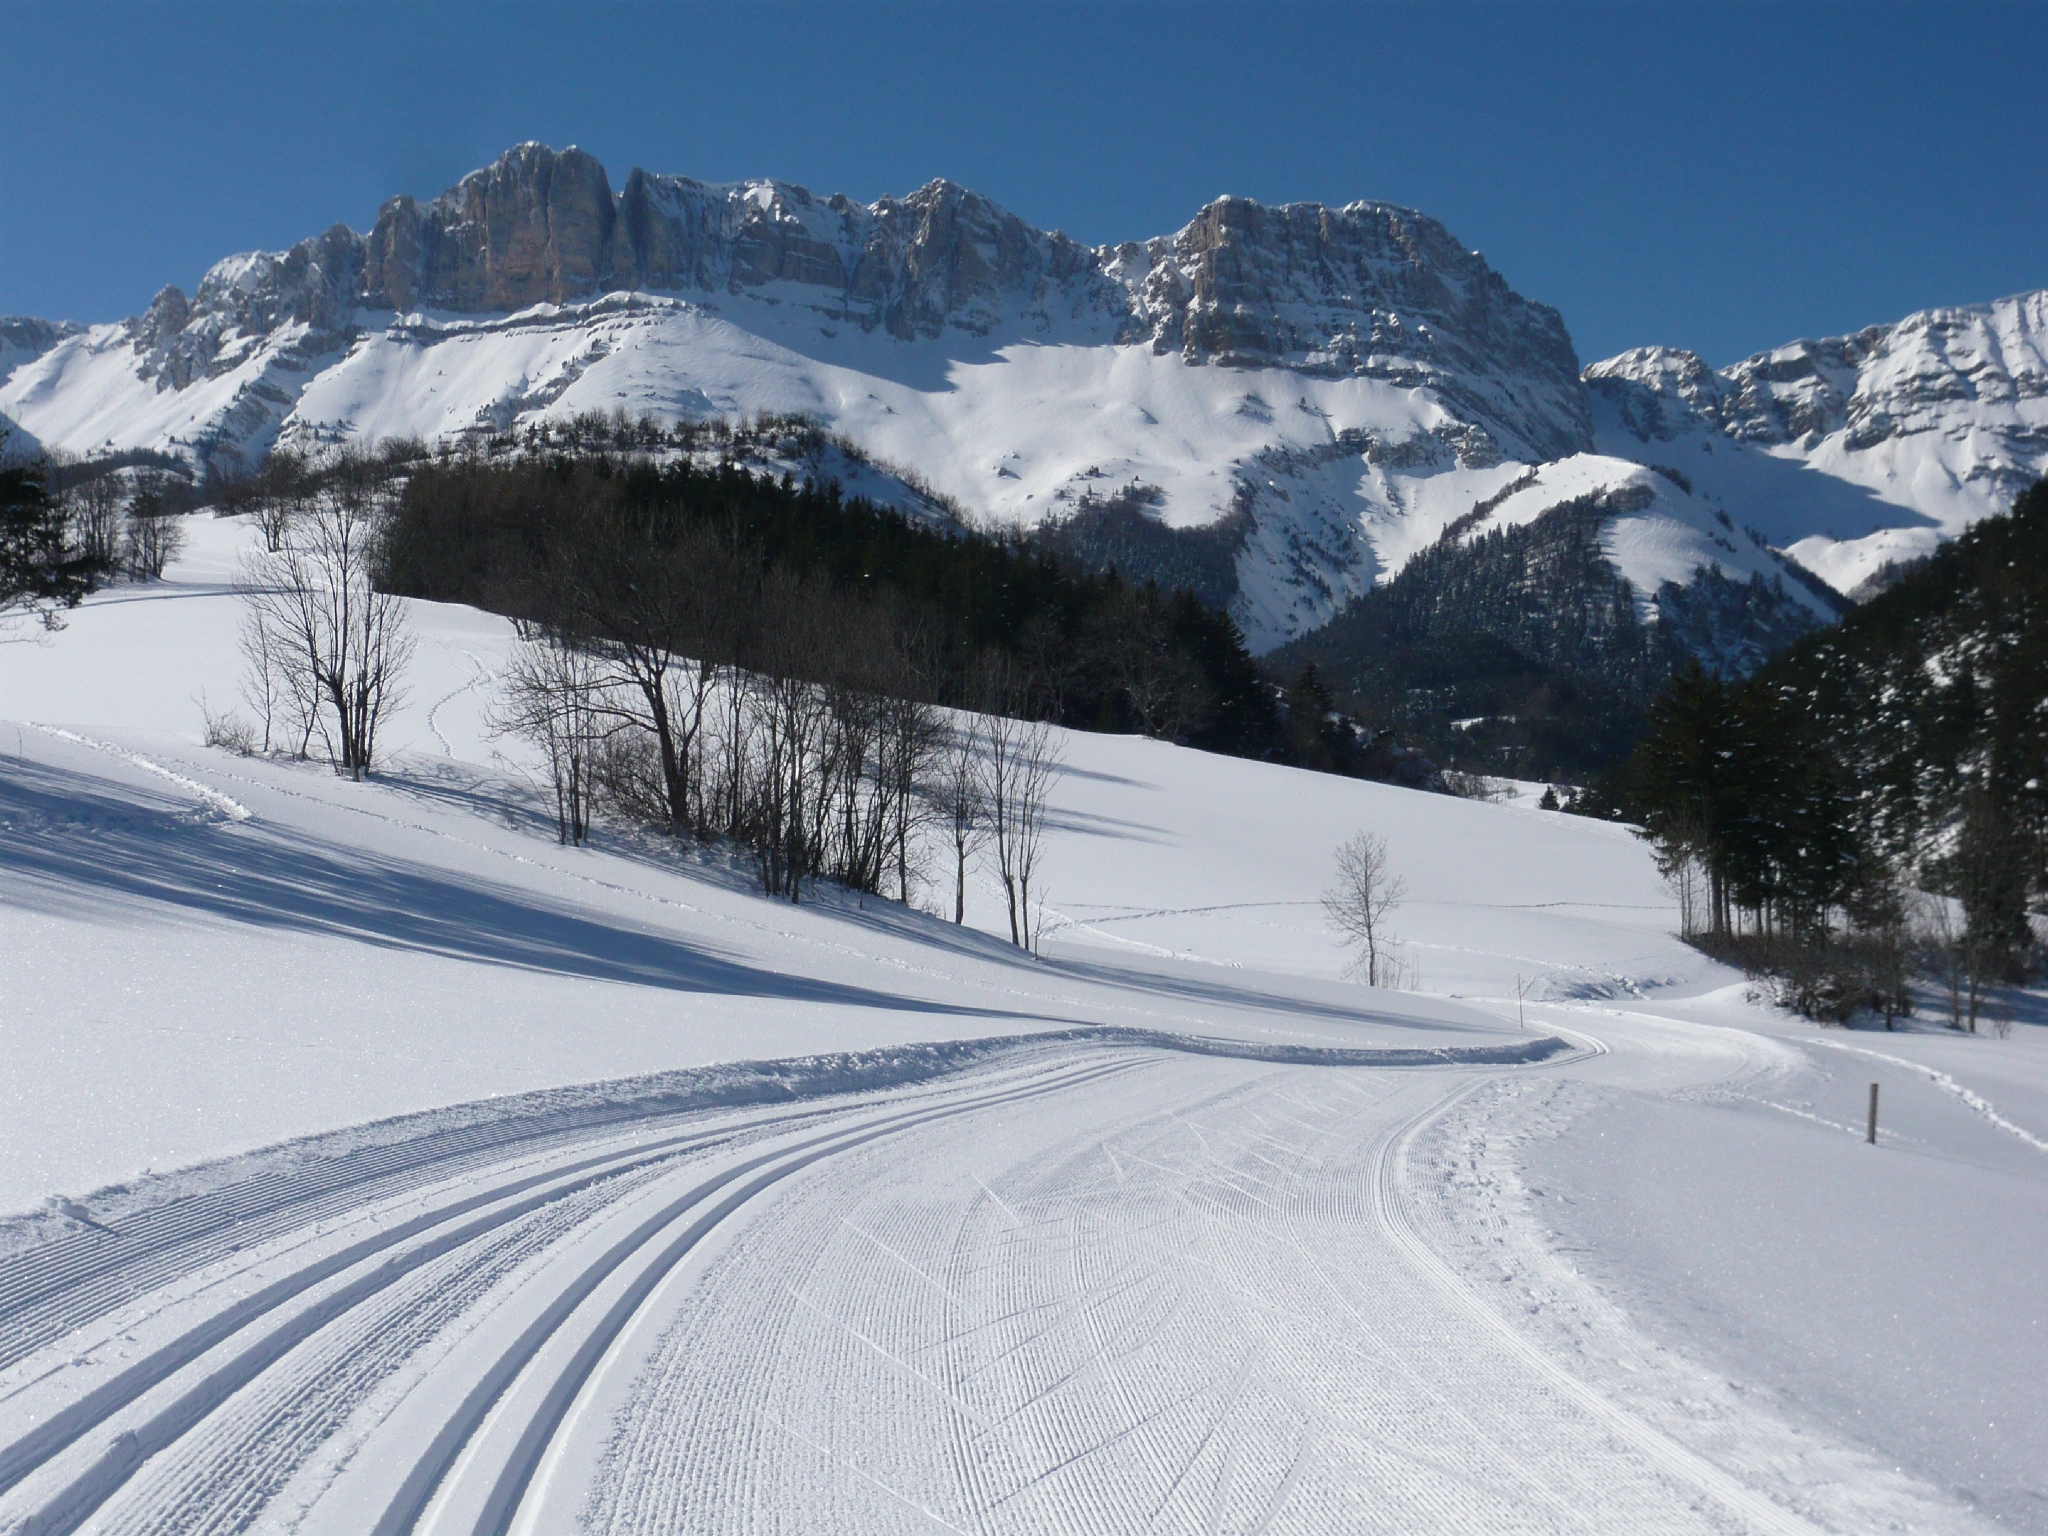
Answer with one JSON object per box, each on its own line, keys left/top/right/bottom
{"left": 35, "top": 141, "right": 1581, "bottom": 462}
{"left": 365, "top": 144, "right": 618, "bottom": 313}
{"left": 122, "top": 224, "right": 364, "bottom": 392}
{"left": 355, "top": 148, "right": 1129, "bottom": 340}
{"left": 1590, "top": 292, "right": 2048, "bottom": 477}
{"left": 342, "top": 143, "right": 1580, "bottom": 411}
{"left": 1113, "top": 197, "right": 1588, "bottom": 460}
{"left": 609, "top": 170, "right": 1125, "bottom": 341}
{"left": 1586, "top": 291, "right": 2048, "bottom": 590}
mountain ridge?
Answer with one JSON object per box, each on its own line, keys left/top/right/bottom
{"left": 2, "top": 142, "right": 2040, "bottom": 660}
{"left": 1586, "top": 288, "right": 2048, "bottom": 592}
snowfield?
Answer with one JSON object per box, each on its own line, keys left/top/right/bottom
{"left": 2, "top": 515, "right": 2044, "bottom": 1534}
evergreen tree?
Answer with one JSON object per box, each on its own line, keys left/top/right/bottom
{"left": 0, "top": 451, "right": 97, "bottom": 629}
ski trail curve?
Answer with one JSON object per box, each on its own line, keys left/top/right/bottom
{"left": 1373, "top": 1079, "right": 1826, "bottom": 1536}
{"left": 423, "top": 652, "right": 493, "bottom": 759}
{"left": 0, "top": 1054, "right": 1135, "bottom": 1536}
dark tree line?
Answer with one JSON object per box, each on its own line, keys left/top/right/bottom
{"left": 379, "top": 451, "right": 1289, "bottom": 759}
{"left": 0, "top": 452, "right": 97, "bottom": 629}
{"left": 1628, "top": 479, "right": 2048, "bottom": 1023}
{"left": 0, "top": 429, "right": 203, "bottom": 630}
{"left": 1632, "top": 661, "right": 1874, "bottom": 943}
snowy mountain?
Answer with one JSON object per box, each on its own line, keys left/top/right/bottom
{"left": 0, "top": 144, "right": 1585, "bottom": 653}
{"left": 1587, "top": 290, "right": 2048, "bottom": 595}
{"left": 2, "top": 143, "right": 2042, "bottom": 654}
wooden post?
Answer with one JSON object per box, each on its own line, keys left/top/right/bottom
{"left": 1867, "top": 1082, "right": 1879, "bottom": 1144}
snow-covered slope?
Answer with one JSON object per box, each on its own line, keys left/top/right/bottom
{"left": 3, "top": 514, "right": 2045, "bottom": 1533}
{"left": 1588, "top": 291, "right": 2048, "bottom": 594}
{"left": 1445, "top": 453, "right": 1841, "bottom": 625}
{"left": 0, "top": 317, "right": 82, "bottom": 384}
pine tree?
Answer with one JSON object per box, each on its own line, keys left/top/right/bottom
{"left": 1, "top": 452, "right": 96, "bottom": 629}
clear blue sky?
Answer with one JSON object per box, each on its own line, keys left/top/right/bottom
{"left": 4, "top": 0, "right": 2041, "bottom": 367}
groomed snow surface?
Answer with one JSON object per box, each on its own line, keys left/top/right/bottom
{"left": 2, "top": 515, "right": 2043, "bottom": 1534}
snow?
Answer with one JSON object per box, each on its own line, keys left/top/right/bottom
{"left": 1, "top": 512, "right": 2044, "bottom": 1533}
{"left": 1454, "top": 453, "right": 1841, "bottom": 622}
{"left": 0, "top": 317, "right": 346, "bottom": 468}
{"left": 279, "top": 293, "right": 1454, "bottom": 543}
{"left": 0, "top": 287, "right": 1825, "bottom": 655}
{"left": 1589, "top": 292, "right": 2048, "bottom": 595}
{"left": 14, "top": 281, "right": 2036, "bottom": 657}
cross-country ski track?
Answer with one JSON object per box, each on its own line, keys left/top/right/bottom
{"left": 0, "top": 1022, "right": 2002, "bottom": 1536}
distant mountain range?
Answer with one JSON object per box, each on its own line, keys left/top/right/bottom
{"left": 3, "top": 142, "right": 2043, "bottom": 661}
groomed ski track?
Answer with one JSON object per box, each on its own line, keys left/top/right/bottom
{"left": 0, "top": 1022, "right": 1911, "bottom": 1536}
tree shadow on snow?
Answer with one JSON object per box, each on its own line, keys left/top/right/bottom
{"left": 0, "top": 757, "right": 1023, "bottom": 1021}
{"left": 1039, "top": 951, "right": 1509, "bottom": 1039}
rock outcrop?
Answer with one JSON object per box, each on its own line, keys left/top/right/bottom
{"left": 1115, "top": 197, "right": 1588, "bottom": 459}
{"left": 11, "top": 141, "right": 1588, "bottom": 445}
{"left": 1590, "top": 291, "right": 2048, "bottom": 468}
{"left": 365, "top": 144, "right": 618, "bottom": 313}
{"left": 607, "top": 170, "right": 1124, "bottom": 341}
{"left": 1587, "top": 291, "right": 2048, "bottom": 589}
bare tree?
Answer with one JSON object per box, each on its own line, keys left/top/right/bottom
{"left": 237, "top": 476, "right": 413, "bottom": 779}
{"left": 1653, "top": 807, "right": 1710, "bottom": 939}
{"left": 1008, "top": 718, "right": 1061, "bottom": 952}
{"left": 751, "top": 572, "right": 834, "bottom": 902}
{"left": 490, "top": 637, "right": 604, "bottom": 844}
{"left": 548, "top": 520, "right": 732, "bottom": 837}
{"left": 1916, "top": 890, "right": 1969, "bottom": 1030}
{"left": 250, "top": 448, "right": 310, "bottom": 552}
{"left": 876, "top": 630, "right": 946, "bottom": 909}
{"left": 979, "top": 695, "right": 1062, "bottom": 952}
{"left": 237, "top": 596, "right": 319, "bottom": 756}
{"left": 878, "top": 689, "right": 941, "bottom": 905}
{"left": 1852, "top": 869, "right": 1913, "bottom": 1031}
{"left": 65, "top": 464, "right": 124, "bottom": 574}
{"left": 1324, "top": 830, "right": 1408, "bottom": 986}
{"left": 939, "top": 714, "right": 988, "bottom": 924}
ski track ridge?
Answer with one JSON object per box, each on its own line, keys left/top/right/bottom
{"left": 27, "top": 725, "right": 251, "bottom": 822}
{"left": 0, "top": 1058, "right": 1136, "bottom": 1536}
{"left": 1803, "top": 1037, "right": 2048, "bottom": 1153}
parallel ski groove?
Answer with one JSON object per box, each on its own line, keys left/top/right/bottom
{"left": 0, "top": 1055, "right": 1132, "bottom": 1536}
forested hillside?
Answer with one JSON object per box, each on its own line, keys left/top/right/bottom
{"left": 380, "top": 450, "right": 1293, "bottom": 759}
{"left": 1269, "top": 485, "right": 1837, "bottom": 778}
{"left": 1756, "top": 478, "right": 2048, "bottom": 869}
{"left": 1627, "top": 479, "right": 2047, "bottom": 1017}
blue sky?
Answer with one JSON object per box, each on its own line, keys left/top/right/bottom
{"left": 3, "top": 0, "right": 2041, "bottom": 366}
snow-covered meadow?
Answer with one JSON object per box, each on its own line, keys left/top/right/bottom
{"left": 1, "top": 513, "right": 2043, "bottom": 1534}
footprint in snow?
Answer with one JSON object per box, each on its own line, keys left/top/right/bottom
{"left": 47, "top": 1196, "right": 118, "bottom": 1234}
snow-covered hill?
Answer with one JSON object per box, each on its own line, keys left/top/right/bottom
{"left": 1587, "top": 291, "right": 2048, "bottom": 594}
{"left": 3, "top": 514, "right": 2045, "bottom": 1533}
{"left": 3, "top": 144, "right": 2043, "bottom": 653}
